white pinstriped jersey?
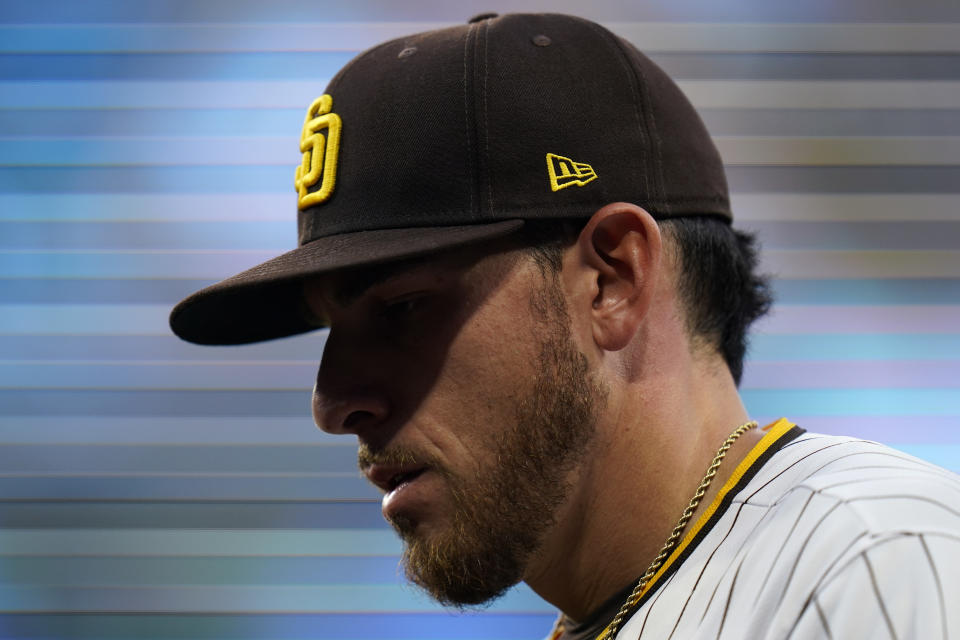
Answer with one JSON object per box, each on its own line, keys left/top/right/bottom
{"left": 608, "top": 419, "right": 960, "bottom": 640}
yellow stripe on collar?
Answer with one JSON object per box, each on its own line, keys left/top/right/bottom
{"left": 596, "top": 418, "right": 797, "bottom": 639}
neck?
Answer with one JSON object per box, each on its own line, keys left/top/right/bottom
{"left": 522, "top": 354, "right": 762, "bottom": 622}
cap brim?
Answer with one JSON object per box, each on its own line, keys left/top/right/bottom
{"left": 169, "top": 220, "right": 525, "bottom": 345}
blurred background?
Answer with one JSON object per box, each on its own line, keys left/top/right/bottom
{"left": 0, "top": 0, "right": 958, "bottom": 638}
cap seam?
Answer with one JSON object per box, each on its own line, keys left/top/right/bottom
{"left": 483, "top": 19, "right": 494, "bottom": 218}
{"left": 469, "top": 21, "right": 486, "bottom": 220}
{"left": 306, "top": 37, "right": 405, "bottom": 244}
{"left": 463, "top": 24, "right": 476, "bottom": 219}
{"left": 581, "top": 20, "right": 653, "bottom": 205}
{"left": 624, "top": 42, "right": 669, "bottom": 214}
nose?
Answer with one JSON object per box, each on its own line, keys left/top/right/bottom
{"left": 312, "top": 383, "right": 391, "bottom": 435}
{"left": 312, "top": 332, "right": 391, "bottom": 435}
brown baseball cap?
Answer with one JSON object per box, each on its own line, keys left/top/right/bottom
{"left": 170, "top": 13, "right": 730, "bottom": 345}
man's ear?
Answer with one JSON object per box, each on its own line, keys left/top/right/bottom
{"left": 575, "top": 202, "right": 662, "bottom": 351}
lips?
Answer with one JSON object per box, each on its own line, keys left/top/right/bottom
{"left": 365, "top": 463, "right": 428, "bottom": 494}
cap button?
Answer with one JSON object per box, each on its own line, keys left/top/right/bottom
{"left": 468, "top": 12, "right": 498, "bottom": 23}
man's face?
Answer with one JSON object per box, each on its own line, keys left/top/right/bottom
{"left": 307, "top": 243, "right": 604, "bottom": 605}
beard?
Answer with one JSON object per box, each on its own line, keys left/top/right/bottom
{"left": 360, "top": 279, "right": 604, "bottom": 606}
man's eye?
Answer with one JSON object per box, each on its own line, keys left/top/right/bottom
{"left": 380, "top": 295, "right": 425, "bottom": 318}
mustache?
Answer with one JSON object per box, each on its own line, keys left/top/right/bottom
{"left": 357, "top": 443, "right": 437, "bottom": 471}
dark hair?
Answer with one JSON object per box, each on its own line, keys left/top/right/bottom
{"left": 519, "top": 216, "right": 772, "bottom": 386}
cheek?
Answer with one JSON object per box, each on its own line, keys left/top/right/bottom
{"left": 392, "top": 258, "right": 546, "bottom": 456}
{"left": 422, "top": 343, "right": 517, "bottom": 426}
{"left": 420, "top": 307, "right": 539, "bottom": 429}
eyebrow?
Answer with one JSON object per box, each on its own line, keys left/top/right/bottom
{"left": 330, "top": 254, "right": 435, "bottom": 308}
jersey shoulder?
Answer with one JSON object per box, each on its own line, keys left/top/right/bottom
{"left": 743, "top": 432, "right": 960, "bottom": 639}
{"left": 613, "top": 430, "right": 960, "bottom": 639}
{"left": 740, "top": 431, "right": 960, "bottom": 534}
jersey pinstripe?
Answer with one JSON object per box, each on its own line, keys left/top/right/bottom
{"left": 608, "top": 419, "right": 960, "bottom": 640}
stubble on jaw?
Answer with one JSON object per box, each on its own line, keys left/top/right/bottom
{"left": 386, "top": 272, "right": 606, "bottom": 607}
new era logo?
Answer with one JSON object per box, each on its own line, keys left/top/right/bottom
{"left": 546, "top": 153, "right": 597, "bottom": 191}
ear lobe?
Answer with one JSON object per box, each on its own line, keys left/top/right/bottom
{"left": 577, "top": 202, "right": 661, "bottom": 351}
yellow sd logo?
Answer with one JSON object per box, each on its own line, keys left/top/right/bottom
{"left": 295, "top": 94, "right": 342, "bottom": 209}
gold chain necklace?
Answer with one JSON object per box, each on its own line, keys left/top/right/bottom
{"left": 596, "top": 419, "right": 759, "bottom": 640}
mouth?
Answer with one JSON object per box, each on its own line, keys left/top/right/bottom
{"left": 365, "top": 463, "right": 429, "bottom": 494}
{"left": 389, "top": 468, "right": 427, "bottom": 491}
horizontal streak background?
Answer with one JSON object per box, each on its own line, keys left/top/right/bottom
{"left": 0, "top": 613, "right": 559, "bottom": 640}
{"left": 1, "top": 2, "right": 958, "bottom": 639}
{"left": 2, "top": 0, "right": 960, "bottom": 22}
{"left": 0, "top": 528, "right": 401, "bottom": 555}
{"left": 5, "top": 53, "right": 960, "bottom": 81}
{"left": 2, "top": 23, "right": 960, "bottom": 53}
{"left": 0, "top": 584, "right": 552, "bottom": 613}
{"left": 4, "top": 80, "right": 960, "bottom": 108}
{"left": 0, "top": 556, "right": 412, "bottom": 584}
